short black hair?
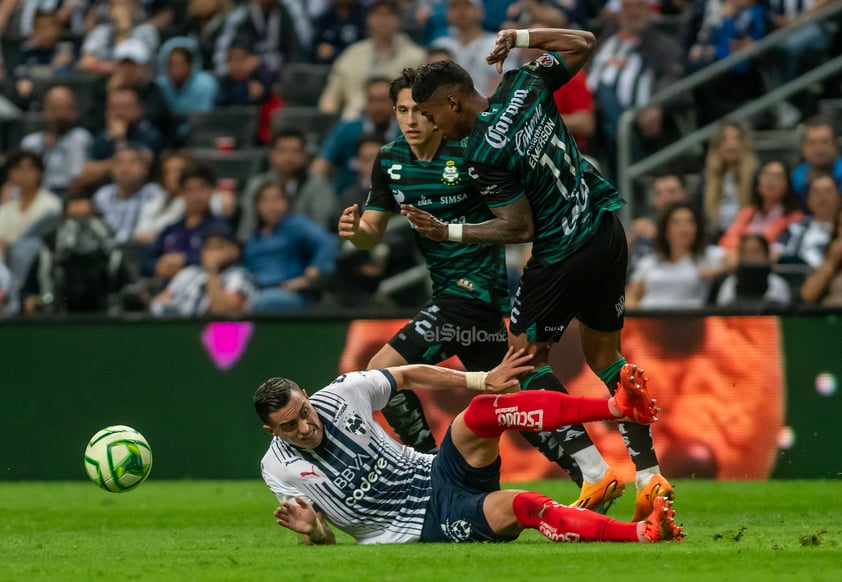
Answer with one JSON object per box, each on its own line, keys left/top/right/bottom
{"left": 389, "top": 68, "right": 417, "bottom": 104}
{"left": 807, "top": 171, "right": 838, "bottom": 193}
{"left": 651, "top": 170, "right": 686, "bottom": 188}
{"left": 4, "top": 149, "right": 45, "bottom": 174}
{"left": 178, "top": 162, "right": 216, "bottom": 188}
{"left": 254, "top": 377, "right": 303, "bottom": 424}
{"left": 412, "top": 60, "right": 474, "bottom": 104}
{"left": 271, "top": 129, "right": 306, "bottom": 149}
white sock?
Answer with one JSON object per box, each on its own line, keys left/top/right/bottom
{"left": 635, "top": 466, "right": 661, "bottom": 491}
{"left": 570, "top": 445, "right": 609, "bottom": 483}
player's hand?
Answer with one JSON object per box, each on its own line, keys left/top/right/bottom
{"left": 485, "top": 347, "right": 534, "bottom": 393}
{"left": 487, "top": 29, "right": 518, "bottom": 74}
{"left": 274, "top": 497, "right": 318, "bottom": 535}
{"left": 338, "top": 204, "right": 361, "bottom": 240}
{"left": 400, "top": 204, "right": 448, "bottom": 242}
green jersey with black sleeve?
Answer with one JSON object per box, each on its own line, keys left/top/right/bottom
{"left": 465, "top": 51, "right": 624, "bottom": 265}
{"left": 365, "top": 136, "right": 509, "bottom": 312}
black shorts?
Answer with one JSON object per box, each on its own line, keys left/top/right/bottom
{"left": 510, "top": 211, "right": 628, "bottom": 343}
{"left": 420, "top": 427, "right": 516, "bottom": 543}
{"left": 388, "top": 295, "right": 508, "bottom": 371}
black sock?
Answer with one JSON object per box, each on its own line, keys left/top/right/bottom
{"left": 381, "top": 390, "right": 438, "bottom": 454}
{"left": 519, "top": 366, "right": 598, "bottom": 487}
{"left": 601, "top": 360, "right": 659, "bottom": 472}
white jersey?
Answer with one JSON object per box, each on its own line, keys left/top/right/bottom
{"left": 261, "top": 370, "right": 434, "bottom": 544}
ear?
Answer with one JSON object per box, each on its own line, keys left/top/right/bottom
{"left": 447, "top": 94, "right": 460, "bottom": 112}
{"left": 262, "top": 424, "right": 275, "bottom": 436}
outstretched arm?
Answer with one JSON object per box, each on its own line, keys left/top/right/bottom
{"left": 387, "top": 347, "right": 533, "bottom": 394}
{"left": 487, "top": 28, "right": 596, "bottom": 75}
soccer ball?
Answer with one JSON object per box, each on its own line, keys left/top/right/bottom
{"left": 84, "top": 425, "right": 153, "bottom": 492}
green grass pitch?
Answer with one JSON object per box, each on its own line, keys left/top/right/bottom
{"left": 1, "top": 480, "right": 839, "bottom": 581}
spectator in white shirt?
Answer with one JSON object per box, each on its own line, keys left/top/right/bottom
{"left": 92, "top": 143, "right": 165, "bottom": 243}
{"left": 430, "top": 0, "right": 515, "bottom": 96}
{"left": 0, "top": 150, "right": 61, "bottom": 255}
{"left": 626, "top": 201, "right": 729, "bottom": 309}
{"left": 20, "top": 86, "right": 93, "bottom": 197}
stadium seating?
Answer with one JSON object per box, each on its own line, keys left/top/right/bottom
{"left": 186, "top": 107, "right": 260, "bottom": 149}
{"left": 191, "top": 148, "right": 266, "bottom": 191}
{"left": 271, "top": 107, "right": 339, "bottom": 155}
{"left": 280, "top": 63, "right": 331, "bottom": 107}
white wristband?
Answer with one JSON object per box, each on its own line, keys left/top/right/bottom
{"left": 447, "top": 223, "right": 463, "bottom": 242}
{"left": 465, "top": 371, "right": 488, "bottom": 391}
{"left": 515, "top": 29, "right": 530, "bottom": 48}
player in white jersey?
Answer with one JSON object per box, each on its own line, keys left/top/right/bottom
{"left": 255, "top": 348, "right": 684, "bottom": 545}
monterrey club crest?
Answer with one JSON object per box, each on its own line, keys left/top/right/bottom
{"left": 344, "top": 413, "right": 368, "bottom": 436}
{"left": 441, "top": 160, "right": 461, "bottom": 185}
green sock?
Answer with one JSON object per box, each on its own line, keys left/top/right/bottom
{"left": 597, "top": 358, "right": 626, "bottom": 393}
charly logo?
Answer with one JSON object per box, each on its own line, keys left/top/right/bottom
{"left": 441, "top": 160, "right": 461, "bottom": 185}
{"left": 442, "top": 519, "right": 472, "bottom": 541}
{"left": 485, "top": 89, "right": 529, "bottom": 149}
{"left": 344, "top": 413, "right": 368, "bottom": 436}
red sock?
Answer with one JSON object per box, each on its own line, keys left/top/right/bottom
{"left": 463, "top": 391, "right": 614, "bottom": 438}
{"left": 512, "top": 492, "right": 641, "bottom": 542}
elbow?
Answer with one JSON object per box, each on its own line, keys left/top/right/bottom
{"left": 580, "top": 31, "right": 596, "bottom": 58}
{"left": 514, "top": 221, "right": 534, "bottom": 243}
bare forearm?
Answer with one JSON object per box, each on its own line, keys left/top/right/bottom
{"left": 389, "top": 364, "right": 473, "bottom": 392}
{"left": 522, "top": 28, "right": 595, "bottom": 75}
{"left": 801, "top": 265, "right": 834, "bottom": 304}
{"left": 348, "top": 220, "right": 384, "bottom": 250}
{"left": 461, "top": 218, "right": 533, "bottom": 244}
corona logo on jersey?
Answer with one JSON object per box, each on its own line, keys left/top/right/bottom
{"left": 485, "top": 89, "right": 529, "bottom": 149}
{"left": 441, "top": 160, "right": 461, "bottom": 185}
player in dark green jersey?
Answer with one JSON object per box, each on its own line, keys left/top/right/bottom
{"left": 404, "top": 28, "right": 673, "bottom": 521}
{"left": 338, "top": 69, "right": 592, "bottom": 485}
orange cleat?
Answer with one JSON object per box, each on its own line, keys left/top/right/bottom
{"left": 642, "top": 496, "right": 684, "bottom": 543}
{"left": 633, "top": 474, "right": 676, "bottom": 522}
{"left": 614, "top": 364, "right": 659, "bottom": 424}
{"left": 571, "top": 467, "right": 626, "bottom": 514}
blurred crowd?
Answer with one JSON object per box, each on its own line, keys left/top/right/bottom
{"left": 1, "top": 0, "right": 842, "bottom": 318}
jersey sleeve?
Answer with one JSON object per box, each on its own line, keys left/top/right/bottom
{"left": 262, "top": 460, "right": 308, "bottom": 505}
{"left": 468, "top": 161, "right": 525, "bottom": 208}
{"left": 521, "top": 51, "right": 572, "bottom": 93}
{"left": 327, "top": 369, "right": 398, "bottom": 412}
{"left": 364, "top": 150, "right": 399, "bottom": 212}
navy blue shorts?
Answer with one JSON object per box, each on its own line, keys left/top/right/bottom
{"left": 420, "top": 427, "right": 516, "bottom": 543}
